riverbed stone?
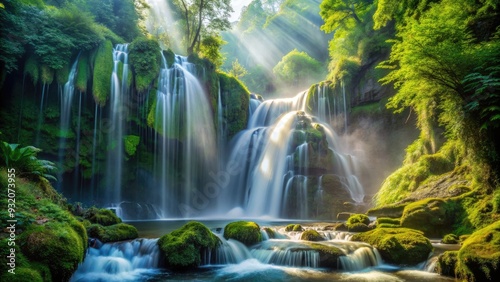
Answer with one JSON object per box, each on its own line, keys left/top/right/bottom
{"left": 301, "top": 229, "right": 325, "bottom": 241}
{"left": 224, "top": 221, "right": 262, "bottom": 246}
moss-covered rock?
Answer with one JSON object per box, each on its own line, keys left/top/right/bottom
{"left": 86, "top": 223, "right": 138, "bottom": 243}
{"left": 400, "top": 198, "right": 456, "bottom": 237}
{"left": 224, "top": 221, "right": 262, "bottom": 246}
{"left": 158, "top": 221, "right": 220, "bottom": 269}
{"left": 20, "top": 222, "right": 86, "bottom": 281}
{"left": 441, "top": 233, "right": 459, "bottom": 244}
{"left": 83, "top": 207, "right": 122, "bottom": 226}
{"left": 300, "top": 229, "right": 324, "bottom": 241}
{"left": 129, "top": 38, "right": 161, "bottom": 93}
{"left": 263, "top": 227, "right": 276, "bottom": 239}
{"left": 0, "top": 267, "right": 43, "bottom": 282}
{"left": 352, "top": 228, "right": 433, "bottom": 265}
{"left": 76, "top": 53, "right": 89, "bottom": 92}
{"left": 437, "top": 251, "right": 458, "bottom": 277}
{"left": 285, "top": 224, "right": 304, "bottom": 232}
{"left": 348, "top": 223, "right": 371, "bottom": 232}
{"left": 309, "top": 243, "right": 345, "bottom": 268}
{"left": 367, "top": 204, "right": 406, "bottom": 218}
{"left": 455, "top": 221, "right": 500, "bottom": 281}
{"left": 347, "top": 214, "right": 370, "bottom": 226}
{"left": 217, "top": 72, "right": 250, "bottom": 140}
{"left": 376, "top": 217, "right": 401, "bottom": 226}
{"left": 124, "top": 135, "right": 140, "bottom": 157}
{"left": 92, "top": 40, "right": 113, "bottom": 106}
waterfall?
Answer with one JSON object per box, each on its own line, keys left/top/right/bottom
{"left": 209, "top": 234, "right": 253, "bottom": 265}
{"left": 57, "top": 56, "right": 79, "bottom": 189}
{"left": 70, "top": 238, "right": 160, "bottom": 282}
{"left": 90, "top": 104, "right": 100, "bottom": 201}
{"left": 106, "top": 44, "right": 129, "bottom": 207}
{"left": 248, "top": 94, "right": 263, "bottom": 123}
{"left": 153, "top": 53, "right": 216, "bottom": 217}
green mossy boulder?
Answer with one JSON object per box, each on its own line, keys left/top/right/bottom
{"left": 20, "top": 223, "right": 86, "bottom": 281}
{"left": 224, "top": 221, "right": 262, "bottom": 246}
{"left": 0, "top": 267, "right": 43, "bottom": 282}
{"left": 217, "top": 72, "right": 250, "bottom": 140}
{"left": 368, "top": 204, "right": 406, "bottom": 218}
{"left": 347, "top": 214, "right": 370, "bottom": 226}
{"left": 352, "top": 228, "right": 433, "bottom": 265}
{"left": 437, "top": 251, "right": 458, "bottom": 277}
{"left": 86, "top": 223, "right": 138, "bottom": 243}
{"left": 309, "top": 243, "right": 345, "bottom": 268}
{"left": 301, "top": 229, "right": 324, "bottom": 241}
{"left": 158, "top": 221, "right": 220, "bottom": 269}
{"left": 92, "top": 40, "right": 113, "bottom": 106}
{"left": 83, "top": 207, "right": 122, "bottom": 226}
{"left": 455, "top": 221, "right": 500, "bottom": 281}
{"left": 376, "top": 217, "right": 401, "bottom": 226}
{"left": 285, "top": 224, "right": 304, "bottom": 232}
{"left": 441, "top": 234, "right": 459, "bottom": 244}
{"left": 348, "top": 223, "right": 371, "bottom": 232}
{"left": 263, "top": 227, "right": 276, "bottom": 239}
{"left": 400, "top": 198, "right": 456, "bottom": 237}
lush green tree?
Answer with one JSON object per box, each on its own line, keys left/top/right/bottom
{"left": 171, "top": 0, "right": 233, "bottom": 55}
{"left": 199, "top": 34, "right": 226, "bottom": 68}
{"left": 228, "top": 59, "right": 248, "bottom": 79}
{"left": 273, "top": 49, "right": 324, "bottom": 85}
{"left": 320, "top": 0, "right": 373, "bottom": 32}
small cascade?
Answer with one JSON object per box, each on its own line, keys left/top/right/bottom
{"left": 106, "top": 44, "right": 129, "bottom": 207}
{"left": 248, "top": 94, "right": 263, "bottom": 122}
{"left": 57, "top": 56, "right": 79, "bottom": 189}
{"left": 251, "top": 240, "right": 320, "bottom": 268}
{"left": 217, "top": 81, "right": 227, "bottom": 170}
{"left": 339, "top": 246, "right": 381, "bottom": 271}
{"left": 209, "top": 234, "right": 253, "bottom": 265}
{"left": 70, "top": 238, "right": 160, "bottom": 282}
{"left": 248, "top": 91, "right": 307, "bottom": 128}
{"left": 316, "top": 83, "right": 332, "bottom": 123}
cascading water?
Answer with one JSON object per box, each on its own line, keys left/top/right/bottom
{"left": 57, "top": 56, "right": 79, "bottom": 189}
{"left": 221, "top": 89, "right": 365, "bottom": 218}
{"left": 152, "top": 53, "right": 216, "bottom": 217}
{"left": 106, "top": 44, "right": 129, "bottom": 207}
{"left": 70, "top": 238, "right": 160, "bottom": 282}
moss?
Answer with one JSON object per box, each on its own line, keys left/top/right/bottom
{"left": 285, "top": 224, "right": 304, "bottom": 232}
{"left": 437, "top": 251, "right": 458, "bottom": 277}
{"left": 83, "top": 207, "right": 122, "bottom": 226}
{"left": 86, "top": 223, "right": 138, "bottom": 243}
{"left": 400, "top": 198, "right": 457, "bottom": 237}
{"left": 75, "top": 53, "right": 89, "bottom": 92}
{"left": 92, "top": 40, "right": 114, "bottom": 106}
{"left": 352, "top": 228, "right": 433, "bottom": 265}
{"left": 24, "top": 55, "right": 39, "bottom": 85}
{"left": 217, "top": 72, "right": 250, "bottom": 140}
{"left": 455, "top": 221, "right": 500, "bottom": 281}
{"left": 55, "top": 62, "right": 70, "bottom": 85}
{"left": 224, "top": 221, "right": 262, "bottom": 246}
{"left": 376, "top": 217, "right": 401, "bottom": 226}
{"left": 158, "top": 221, "right": 220, "bottom": 269}
{"left": 368, "top": 204, "right": 406, "bottom": 218}
{"left": 348, "top": 223, "right": 371, "bottom": 232}
{"left": 124, "top": 135, "right": 140, "bottom": 157}
{"left": 263, "top": 227, "right": 276, "bottom": 239}
{"left": 309, "top": 243, "right": 345, "bottom": 268}
{"left": 441, "top": 234, "right": 459, "bottom": 244}
{"left": 20, "top": 222, "right": 85, "bottom": 281}
{"left": 129, "top": 38, "right": 161, "bottom": 93}
{"left": 40, "top": 65, "right": 54, "bottom": 85}
{"left": 163, "top": 49, "right": 175, "bottom": 66}
{"left": 300, "top": 229, "right": 324, "bottom": 241}
{"left": 0, "top": 267, "right": 43, "bottom": 282}
{"left": 347, "top": 214, "right": 370, "bottom": 226}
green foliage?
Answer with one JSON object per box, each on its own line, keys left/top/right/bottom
{"left": 92, "top": 40, "right": 113, "bottom": 106}
{"left": 273, "top": 49, "right": 324, "bottom": 85}
{"left": 224, "top": 221, "right": 262, "bottom": 246}
{"left": 0, "top": 142, "right": 57, "bottom": 181}
{"left": 129, "top": 38, "right": 161, "bottom": 93}
{"left": 40, "top": 65, "right": 54, "bottom": 85}
{"left": 300, "top": 229, "right": 324, "bottom": 241}
{"left": 352, "top": 227, "right": 433, "bottom": 265}
{"left": 24, "top": 55, "right": 39, "bottom": 85}
{"left": 199, "top": 34, "right": 226, "bottom": 68}
{"left": 124, "top": 135, "right": 140, "bottom": 157}
{"left": 158, "top": 221, "right": 220, "bottom": 269}
{"left": 83, "top": 207, "right": 122, "bottom": 226}
{"left": 0, "top": 267, "right": 43, "bottom": 282}
{"left": 456, "top": 221, "right": 500, "bottom": 281}
{"left": 86, "top": 223, "right": 138, "bottom": 243}
{"left": 228, "top": 59, "right": 248, "bottom": 79}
